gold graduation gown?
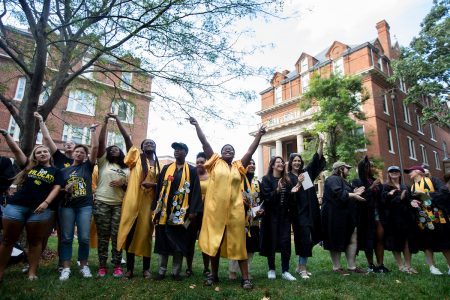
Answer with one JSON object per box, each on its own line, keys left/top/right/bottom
{"left": 199, "top": 177, "right": 210, "bottom": 201}
{"left": 117, "top": 146, "right": 157, "bottom": 257}
{"left": 199, "top": 154, "right": 247, "bottom": 260}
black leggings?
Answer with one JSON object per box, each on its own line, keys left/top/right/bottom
{"left": 125, "top": 221, "right": 150, "bottom": 271}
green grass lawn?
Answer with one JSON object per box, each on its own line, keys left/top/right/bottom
{"left": 0, "top": 237, "right": 449, "bottom": 299}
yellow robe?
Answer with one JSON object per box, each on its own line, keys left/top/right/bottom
{"left": 117, "top": 146, "right": 157, "bottom": 257}
{"left": 199, "top": 154, "right": 247, "bottom": 260}
{"left": 199, "top": 177, "right": 210, "bottom": 201}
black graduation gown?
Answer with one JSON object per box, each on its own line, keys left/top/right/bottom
{"left": 381, "top": 184, "right": 419, "bottom": 253}
{"left": 259, "top": 175, "right": 293, "bottom": 257}
{"left": 152, "top": 164, "right": 202, "bottom": 256}
{"left": 289, "top": 152, "right": 325, "bottom": 257}
{"left": 321, "top": 175, "right": 356, "bottom": 252}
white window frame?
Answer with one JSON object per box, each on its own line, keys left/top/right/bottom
{"left": 402, "top": 103, "right": 411, "bottom": 125}
{"left": 121, "top": 72, "right": 132, "bottom": 90}
{"left": 39, "top": 84, "right": 51, "bottom": 105}
{"left": 111, "top": 100, "right": 135, "bottom": 124}
{"left": 62, "top": 124, "right": 91, "bottom": 145}
{"left": 416, "top": 114, "right": 424, "bottom": 134}
{"left": 274, "top": 86, "right": 282, "bottom": 104}
{"left": 301, "top": 73, "right": 310, "bottom": 93}
{"left": 66, "top": 90, "right": 96, "bottom": 116}
{"left": 300, "top": 58, "right": 308, "bottom": 73}
{"left": 420, "top": 144, "right": 428, "bottom": 166}
{"left": 82, "top": 57, "right": 94, "bottom": 79}
{"left": 107, "top": 131, "right": 126, "bottom": 153}
{"left": 399, "top": 77, "right": 406, "bottom": 93}
{"left": 8, "top": 117, "right": 42, "bottom": 143}
{"left": 333, "top": 57, "right": 344, "bottom": 75}
{"left": 429, "top": 124, "right": 436, "bottom": 141}
{"left": 387, "top": 127, "right": 394, "bottom": 154}
{"left": 382, "top": 94, "right": 389, "bottom": 115}
{"left": 377, "top": 57, "right": 384, "bottom": 72}
{"left": 269, "top": 146, "right": 276, "bottom": 160}
{"left": 433, "top": 151, "right": 441, "bottom": 170}
{"left": 14, "top": 77, "right": 26, "bottom": 101}
{"left": 407, "top": 136, "right": 417, "bottom": 160}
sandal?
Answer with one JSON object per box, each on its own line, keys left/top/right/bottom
{"left": 241, "top": 278, "right": 253, "bottom": 290}
{"left": 28, "top": 275, "right": 38, "bottom": 281}
{"left": 143, "top": 270, "right": 151, "bottom": 279}
{"left": 185, "top": 269, "right": 193, "bottom": 277}
{"left": 123, "top": 270, "right": 133, "bottom": 280}
{"left": 203, "top": 268, "right": 211, "bottom": 276}
{"left": 300, "top": 271, "right": 310, "bottom": 279}
{"left": 203, "top": 274, "right": 219, "bottom": 286}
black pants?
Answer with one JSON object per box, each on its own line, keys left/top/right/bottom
{"left": 125, "top": 221, "right": 150, "bottom": 271}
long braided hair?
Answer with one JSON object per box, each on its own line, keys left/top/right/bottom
{"left": 140, "top": 139, "right": 160, "bottom": 183}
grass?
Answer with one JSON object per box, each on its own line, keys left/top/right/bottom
{"left": 0, "top": 237, "right": 449, "bottom": 300}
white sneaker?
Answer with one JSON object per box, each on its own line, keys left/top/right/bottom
{"left": 430, "top": 265, "right": 443, "bottom": 275}
{"left": 59, "top": 268, "right": 71, "bottom": 281}
{"left": 267, "top": 270, "right": 276, "bottom": 279}
{"left": 282, "top": 271, "right": 297, "bottom": 281}
{"left": 80, "top": 265, "right": 93, "bottom": 278}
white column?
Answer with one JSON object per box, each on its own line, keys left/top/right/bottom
{"left": 297, "top": 134, "right": 304, "bottom": 154}
{"left": 257, "top": 145, "right": 264, "bottom": 179}
{"left": 275, "top": 140, "right": 282, "bottom": 157}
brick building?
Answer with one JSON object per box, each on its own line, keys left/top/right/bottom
{"left": 255, "top": 20, "right": 450, "bottom": 181}
{"left": 0, "top": 27, "right": 152, "bottom": 158}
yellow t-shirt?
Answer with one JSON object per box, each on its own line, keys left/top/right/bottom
{"left": 95, "top": 154, "right": 129, "bottom": 205}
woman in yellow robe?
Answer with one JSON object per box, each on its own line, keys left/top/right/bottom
{"left": 189, "top": 117, "right": 266, "bottom": 289}
{"left": 110, "top": 114, "right": 160, "bottom": 279}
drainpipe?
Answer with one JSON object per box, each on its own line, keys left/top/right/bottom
{"left": 390, "top": 90, "right": 405, "bottom": 182}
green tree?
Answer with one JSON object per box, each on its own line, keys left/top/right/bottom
{"left": 391, "top": 0, "right": 450, "bottom": 127}
{"left": 0, "top": 0, "right": 282, "bottom": 155}
{"left": 301, "top": 74, "right": 369, "bottom": 167}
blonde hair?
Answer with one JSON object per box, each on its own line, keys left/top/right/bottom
{"left": 13, "top": 145, "right": 53, "bottom": 186}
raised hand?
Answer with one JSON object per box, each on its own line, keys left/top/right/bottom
{"left": 258, "top": 124, "right": 267, "bottom": 135}
{"left": 34, "top": 112, "right": 43, "bottom": 122}
{"left": 318, "top": 132, "right": 325, "bottom": 142}
{"left": 188, "top": 117, "right": 198, "bottom": 126}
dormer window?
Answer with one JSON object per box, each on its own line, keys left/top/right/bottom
{"left": 301, "top": 58, "right": 308, "bottom": 73}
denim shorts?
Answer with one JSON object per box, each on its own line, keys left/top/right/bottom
{"left": 2, "top": 204, "right": 51, "bottom": 223}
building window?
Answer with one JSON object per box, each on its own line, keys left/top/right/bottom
{"left": 111, "top": 100, "right": 135, "bottom": 124}
{"left": 420, "top": 144, "right": 428, "bottom": 166}
{"left": 377, "top": 57, "right": 383, "bottom": 72}
{"left": 67, "top": 90, "right": 96, "bottom": 116}
{"left": 402, "top": 103, "right": 411, "bottom": 125}
{"left": 433, "top": 151, "right": 441, "bottom": 170}
{"left": 39, "top": 85, "right": 51, "bottom": 105}
{"left": 407, "top": 136, "right": 417, "bottom": 160}
{"left": 14, "top": 77, "right": 26, "bottom": 101}
{"left": 274, "top": 86, "right": 282, "bottom": 104}
{"left": 399, "top": 77, "right": 406, "bottom": 93}
{"left": 429, "top": 124, "right": 436, "bottom": 141}
{"left": 382, "top": 94, "right": 389, "bottom": 115}
{"left": 301, "top": 74, "right": 310, "bottom": 93}
{"left": 8, "top": 117, "right": 42, "bottom": 143}
{"left": 333, "top": 57, "right": 344, "bottom": 75}
{"left": 62, "top": 124, "right": 91, "bottom": 145}
{"left": 269, "top": 146, "right": 276, "bottom": 160}
{"left": 82, "top": 57, "right": 94, "bottom": 79}
{"left": 121, "top": 72, "right": 132, "bottom": 90}
{"left": 107, "top": 131, "right": 126, "bottom": 152}
{"left": 301, "top": 58, "right": 308, "bottom": 73}
{"left": 387, "top": 127, "right": 394, "bottom": 153}
{"left": 416, "top": 114, "right": 423, "bottom": 134}
{"left": 444, "top": 142, "right": 449, "bottom": 159}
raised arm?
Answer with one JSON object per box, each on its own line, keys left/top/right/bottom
{"left": 97, "top": 115, "right": 109, "bottom": 158}
{"left": 0, "top": 129, "right": 27, "bottom": 167}
{"left": 88, "top": 124, "right": 99, "bottom": 165}
{"left": 189, "top": 117, "right": 213, "bottom": 159}
{"left": 109, "top": 113, "right": 132, "bottom": 151}
{"left": 34, "top": 112, "right": 58, "bottom": 154}
{"left": 317, "top": 132, "right": 324, "bottom": 158}
{"left": 241, "top": 124, "right": 266, "bottom": 167}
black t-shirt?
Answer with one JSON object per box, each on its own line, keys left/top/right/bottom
{"left": 61, "top": 161, "right": 94, "bottom": 208}
{"left": 53, "top": 151, "right": 73, "bottom": 169}
{"left": 9, "top": 165, "right": 63, "bottom": 209}
{"left": 0, "top": 156, "right": 16, "bottom": 194}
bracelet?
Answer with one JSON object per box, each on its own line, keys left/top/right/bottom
{"left": 44, "top": 200, "right": 50, "bottom": 205}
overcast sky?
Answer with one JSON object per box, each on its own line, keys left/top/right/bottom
{"left": 148, "top": 0, "right": 433, "bottom": 165}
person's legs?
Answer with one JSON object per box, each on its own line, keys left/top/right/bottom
{"left": 59, "top": 207, "right": 76, "bottom": 268}
{"left": 158, "top": 254, "right": 168, "bottom": 276}
{"left": 94, "top": 201, "right": 111, "bottom": 268}
{"left": 202, "top": 252, "right": 210, "bottom": 273}
{"left": 247, "top": 252, "right": 254, "bottom": 274}
{"left": 41, "top": 211, "right": 56, "bottom": 255}
{"left": 330, "top": 251, "right": 342, "bottom": 270}
{"left": 345, "top": 229, "right": 358, "bottom": 270}
{"left": 210, "top": 251, "right": 220, "bottom": 279}
{"left": 392, "top": 251, "right": 404, "bottom": 269}
{"left": 172, "top": 252, "right": 183, "bottom": 276}
{"left": 26, "top": 219, "right": 49, "bottom": 278}
{"left": 228, "top": 259, "right": 239, "bottom": 279}
{"left": 0, "top": 218, "right": 25, "bottom": 279}
{"left": 75, "top": 206, "right": 92, "bottom": 267}
{"left": 238, "top": 259, "right": 249, "bottom": 279}
{"left": 267, "top": 252, "right": 276, "bottom": 271}
{"left": 374, "top": 221, "right": 385, "bottom": 266}
{"left": 110, "top": 204, "right": 122, "bottom": 267}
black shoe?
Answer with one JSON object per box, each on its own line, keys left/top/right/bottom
{"left": 368, "top": 264, "right": 377, "bottom": 273}
{"left": 241, "top": 279, "right": 253, "bottom": 290}
{"left": 154, "top": 273, "right": 165, "bottom": 281}
{"left": 172, "top": 274, "right": 183, "bottom": 281}
{"left": 204, "top": 274, "right": 219, "bottom": 286}
{"left": 377, "top": 265, "right": 390, "bottom": 273}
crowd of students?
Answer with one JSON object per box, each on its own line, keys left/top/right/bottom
{"left": 0, "top": 113, "right": 449, "bottom": 289}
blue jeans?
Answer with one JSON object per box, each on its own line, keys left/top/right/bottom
{"left": 3, "top": 204, "right": 51, "bottom": 223}
{"left": 59, "top": 206, "right": 92, "bottom": 262}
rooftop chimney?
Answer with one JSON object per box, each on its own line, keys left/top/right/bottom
{"left": 376, "top": 20, "right": 392, "bottom": 59}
